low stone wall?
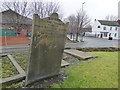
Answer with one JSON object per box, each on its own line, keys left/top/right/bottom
{"left": 65, "top": 47, "right": 120, "bottom": 52}
{"left": 0, "top": 36, "right": 30, "bottom": 46}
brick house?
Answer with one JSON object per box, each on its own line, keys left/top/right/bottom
{"left": 0, "top": 9, "right": 32, "bottom": 35}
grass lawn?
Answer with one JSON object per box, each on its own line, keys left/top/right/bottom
{"left": 51, "top": 52, "right": 118, "bottom": 88}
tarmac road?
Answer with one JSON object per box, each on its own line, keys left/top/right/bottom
{"left": 65, "top": 36, "right": 118, "bottom": 48}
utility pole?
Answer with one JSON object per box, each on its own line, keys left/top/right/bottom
{"left": 80, "top": 2, "right": 85, "bottom": 42}
{"left": 5, "top": 32, "right": 7, "bottom": 46}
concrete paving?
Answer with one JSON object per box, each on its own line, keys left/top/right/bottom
{"left": 64, "top": 49, "right": 97, "bottom": 60}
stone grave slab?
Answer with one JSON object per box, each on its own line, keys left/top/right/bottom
{"left": 61, "top": 60, "right": 70, "bottom": 67}
{"left": 26, "top": 13, "right": 69, "bottom": 85}
{"left": 64, "top": 49, "right": 97, "bottom": 60}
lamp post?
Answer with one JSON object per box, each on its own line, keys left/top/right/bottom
{"left": 5, "top": 31, "right": 7, "bottom": 46}
{"left": 82, "top": 2, "right": 85, "bottom": 12}
{"left": 80, "top": 2, "right": 85, "bottom": 42}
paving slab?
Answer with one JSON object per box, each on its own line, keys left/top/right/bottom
{"left": 64, "top": 49, "right": 97, "bottom": 60}
{"left": 61, "top": 60, "right": 70, "bottom": 67}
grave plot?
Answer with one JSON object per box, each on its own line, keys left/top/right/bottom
{"left": 1, "top": 12, "right": 69, "bottom": 87}
{"left": 2, "top": 51, "right": 78, "bottom": 88}
{"left": 0, "top": 54, "right": 25, "bottom": 84}
{"left": 1, "top": 56, "right": 19, "bottom": 78}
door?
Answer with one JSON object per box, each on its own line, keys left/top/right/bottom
{"left": 100, "top": 34, "right": 103, "bottom": 38}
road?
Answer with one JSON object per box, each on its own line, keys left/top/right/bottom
{"left": 65, "top": 36, "right": 118, "bottom": 48}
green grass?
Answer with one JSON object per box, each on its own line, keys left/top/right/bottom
{"left": 51, "top": 52, "right": 118, "bottom": 88}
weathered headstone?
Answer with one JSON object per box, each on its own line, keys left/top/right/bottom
{"left": 26, "top": 13, "right": 68, "bottom": 85}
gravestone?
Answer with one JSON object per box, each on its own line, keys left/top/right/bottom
{"left": 26, "top": 13, "right": 69, "bottom": 85}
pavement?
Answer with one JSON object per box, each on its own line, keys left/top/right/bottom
{"left": 0, "top": 45, "right": 29, "bottom": 49}
{"left": 0, "top": 45, "right": 29, "bottom": 53}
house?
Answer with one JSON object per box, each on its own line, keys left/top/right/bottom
{"left": 0, "top": 9, "right": 32, "bottom": 28}
{"left": 0, "top": 10, "right": 32, "bottom": 46}
{"left": 0, "top": 29, "right": 16, "bottom": 36}
{"left": 0, "top": 9, "right": 33, "bottom": 36}
{"left": 92, "top": 19, "right": 120, "bottom": 39}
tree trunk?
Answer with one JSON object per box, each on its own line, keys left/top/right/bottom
{"left": 76, "top": 33, "right": 79, "bottom": 41}
{"left": 70, "top": 33, "right": 72, "bottom": 39}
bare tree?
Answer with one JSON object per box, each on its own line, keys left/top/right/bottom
{"left": 76, "top": 9, "right": 91, "bottom": 41}
{"left": 1, "top": 0, "right": 62, "bottom": 19}
{"left": 105, "top": 15, "right": 118, "bottom": 21}
{"left": 67, "top": 15, "right": 77, "bottom": 40}
{"left": 0, "top": 0, "right": 32, "bottom": 34}
{"left": 1, "top": 0, "right": 31, "bottom": 17}
{"left": 68, "top": 9, "right": 91, "bottom": 41}
{"left": 1, "top": 0, "right": 62, "bottom": 33}
{"left": 31, "top": 1, "right": 62, "bottom": 19}
{"left": 68, "top": 15, "right": 76, "bottom": 33}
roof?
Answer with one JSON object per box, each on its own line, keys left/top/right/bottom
{"left": 0, "top": 9, "right": 32, "bottom": 25}
{"left": 98, "top": 20, "right": 119, "bottom": 26}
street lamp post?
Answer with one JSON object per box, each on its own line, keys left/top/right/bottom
{"left": 5, "top": 31, "right": 7, "bottom": 46}
{"left": 80, "top": 2, "right": 85, "bottom": 42}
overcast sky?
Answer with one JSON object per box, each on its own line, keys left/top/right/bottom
{"left": 2, "top": 0, "right": 120, "bottom": 22}
{"left": 43, "top": 0, "right": 119, "bottom": 22}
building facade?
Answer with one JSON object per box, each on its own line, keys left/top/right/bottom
{"left": 0, "top": 9, "right": 32, "bottom": 36}
{"left": 92, "top": 19, "right": 120, "bottom": 39}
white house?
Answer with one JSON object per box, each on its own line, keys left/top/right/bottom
{"left": 92, "top": 19, "right": 120, "bottom": 39}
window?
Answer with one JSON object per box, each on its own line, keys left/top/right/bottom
{"left": 98, "top": 26, "right": 100, "bottom": 28}
{"left": 103, "top": 27, "right": 106, "bottom": 30}
{"left": 114, "top": 33, "right": 117, "bottom": 37}
{"left": 110, "top": 27, "right": 112, "bottom": 30}
{"left": 115, "top": 27, "right": 117, "bottom": 30}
